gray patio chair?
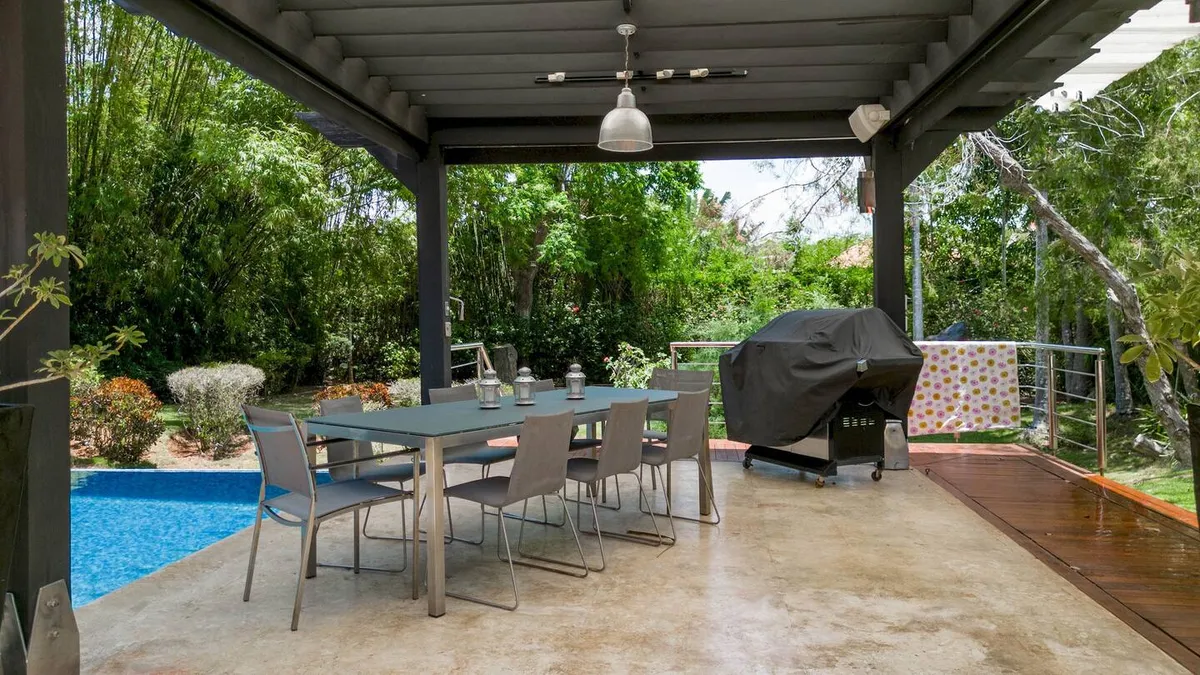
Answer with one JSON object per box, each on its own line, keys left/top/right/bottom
{"left": 428, "top": 385, "right": 534, "bottom": 541}
{"left": 644, "top": 367, "right": 714, "bottom": 442}
{"left": 635, "top": 390, "right": 721, "bottom": 545}
{"left": 241, "top": 405, "right": 415, "bottom": 631}
{"left": 430, "top": 383, "right": 566, "bottom": 531}
{"left": 317, "top": 395, "right": 450, "bottom": 556}
{"left": 445, "top": 409, "right": 588, "bottom": 611}
{"left": 565, "top": 397, "right": 662, "bottom": 568}
{"left": 643, "top": 368, "right": 714, "bottom": 491}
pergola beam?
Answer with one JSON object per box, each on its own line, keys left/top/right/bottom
{"left": 334, "top": 18, "right": 950, "bottom": 58}
{"left": 297, "top": 0, "right": 973, "bottom": 35}
{"left": 297, "top": 112, "right": 417, "bottom": 192}
{"left": 120, "top": 0, "right": 427, "bottom": 158}
{"left": 896, "top": 0, "right": 1111, "bottom": 145}
{"left": 441, "top": 139, "right": 868, "bottom": 166}
{"left": 432, "top": 112, "right": 857, "bottom": 147}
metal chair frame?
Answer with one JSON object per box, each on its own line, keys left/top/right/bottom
{"left": 241, "top": 406, "right": 415, "bottom": 631}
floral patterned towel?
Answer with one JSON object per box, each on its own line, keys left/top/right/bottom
{"left": 908, "top": 342, "right": 1020, "bottom": 436}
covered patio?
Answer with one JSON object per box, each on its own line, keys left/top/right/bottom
{"left": 5, "top": 0, "right": 1198, "bottom": 672}
{"left": 76, "top": 457, "right": 1187, "bottom": 673}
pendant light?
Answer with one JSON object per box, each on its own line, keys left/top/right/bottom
{"left": 598, "top": 24, "right": 653, "bottom": 152}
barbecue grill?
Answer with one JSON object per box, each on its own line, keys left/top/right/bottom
{"left": 718, "top": 308, "right": 924, "bottom": 487}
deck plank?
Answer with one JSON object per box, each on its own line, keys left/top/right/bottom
{"left": 911, "top": 443, "right": 1200, "bottom": 672}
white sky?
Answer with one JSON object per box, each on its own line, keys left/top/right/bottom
{"left": 699, "top": 159, "right": 871, "bottom": 240}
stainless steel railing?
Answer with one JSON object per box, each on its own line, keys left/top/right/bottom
{"left": 1014, "top": 342, "right": 1106, "bottom": 474}
{"left": 669, "top": 339, "right": 1108, "bottom": 474}
{"left": 450, "top": 342, "right": 493, "bottom": 382}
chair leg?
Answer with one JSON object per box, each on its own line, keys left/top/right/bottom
{"left": 608, "top": 471, "right": 668, "bottom": 547}
{"left": 447, "top": 509, "right": 519, "bottom": 611}
{"left": 633, "top": 465, "right": 677, "bottom": 545}
{"left": 243, "top": 501, "right": 264, "bottom": 602}
{"left": 638, "top": 459, "right": 719, "bottom": 527}
{"left": 319, "top": 501, "right": 413, "bottom": 575}
{"left": 511, "top": 492, "right": 589, "bottom": 577}
{"left": 292, "top": 517, "right": 318, "bottom": 631}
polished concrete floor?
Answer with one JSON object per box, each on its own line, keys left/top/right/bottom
{"left": 77, "top": 462, "right": 1186, "bottom": 674}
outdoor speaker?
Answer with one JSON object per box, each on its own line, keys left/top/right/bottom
{"left": 849, "top": 104, "right": 891, "bottom": 143}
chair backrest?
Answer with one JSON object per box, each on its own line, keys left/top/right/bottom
{"left": 428, "top": 384, "right": 477, "bottom": 404}
{"left": 648, "top": 368, "right": 714, "bottom": 421}
{"left": 242, "top": 404, "right": 314, "bottom": 498}
{"left": 665, "top": 390, "right": 710, "bottom": 462}
{"left": 317, "top": 395, "right": 368, "bottom": 481}
{"left": 596, "top": 398, "right": 649, "bottom": 478}
{"left": 533, "top": 378, "right": 555, "bottom": 393}
{"left": 506, "top": 409, "right": 575, "bottom": 503}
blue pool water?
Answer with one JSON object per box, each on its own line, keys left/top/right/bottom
{"left": 70, "top": 470, "right": 327, "bottom": 607}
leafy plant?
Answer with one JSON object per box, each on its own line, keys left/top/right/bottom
{"left": 1118, "top": 248, "right": 1200, "bottom": 381}
{"left": 603, "top": 342, "right": 669, "bottom": 389}
{"left": 0, "top": 232, "right": 143, "bottom": 392}
{"left": 314, "top": 382, "right": 393, "bottom": 412}
{"left": 166, "top": 364, "right": 265, "bottom": 457}
{"left": 71, "top": 376, "right": 164, "bottom": 465}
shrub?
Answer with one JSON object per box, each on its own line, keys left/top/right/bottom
{"left": 72, "top": 376, "right": 165, "bottom": 465}
{"left": 314, "top": 382, "right": 393, "bottom": 412}
{"left": 381, "top": 342, "right": 420, "bottom": 380}
{"left": 167, "top": 364, "right": 265, "bottom": 456}
{"left": 387, "top": 378, "right": 422, "bottom": 408}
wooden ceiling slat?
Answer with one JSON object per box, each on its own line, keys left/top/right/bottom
{"left": 302, "top": 0, "right": 972, "bottom": 35}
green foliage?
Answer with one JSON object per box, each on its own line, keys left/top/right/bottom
{"left": 1118, "top": 249, "right": 1200, "bottom": 381}
{"left": 604, "top": 342, "right": 670, "bottom": 389}
{"left": 71, "top": 377, "right": 165, "bottom": 465}
{"left": 166, "top": 364, "right": 265, "bottom": 457}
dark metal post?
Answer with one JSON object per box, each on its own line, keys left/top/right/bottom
{"left": 1189, "top": 405, "right": 1199, "bottom": 535}
{"left": 871, "top": 134, "right": 906, "bottom": 331}
{"left": 417, "top": 148, "right": 451, "bottom": 403}
{"left": 0, "top": 0, "right": 72, "bottom": 634}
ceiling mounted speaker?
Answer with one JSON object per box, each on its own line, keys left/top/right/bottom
{"left": 849, "top": 104, "right": 891, "bottom": 143}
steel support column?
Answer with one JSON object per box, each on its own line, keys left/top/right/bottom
{"left": 0, "top": 0, "right": 71, "bottom": 634}
{"left": 872, "top": 134, "right": 907, "bottom": 331}
{"left": 416, "top": 148, "right": 450, "bottom": 403}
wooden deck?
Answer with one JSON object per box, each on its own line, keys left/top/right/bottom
{"left": 911, "top": 443, "right": 1200, "bottom": 671}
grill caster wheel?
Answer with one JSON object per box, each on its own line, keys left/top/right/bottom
{"left": 742, "top": 457, "right": 753, "bottom": 469}
{"left": 872, "top": 469, "right": 883, "bottom": 481}
{"left": 815, "top": 476, "right": 826, "bottom": 488}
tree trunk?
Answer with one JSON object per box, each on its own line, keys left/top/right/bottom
{"left": 970, "top": 131, "right": 1192, "bottom": 463}
{"left": 1107, "top": 294, "right": 1133, "bottom": 415}
{"left": 1033, "top": 218, "right": 1049, "bottom": 426}
{"left": 1175, "top": 339, "right": 1199, "bottom": 401}
{"left": 513, "top": 265, "right": 537, "bottom": 319}
{"left": 1069, "top": 299, "right": 1092, "bottom": 397}
{"left": 910, "top": 189, "right": 925, "bottom": 340}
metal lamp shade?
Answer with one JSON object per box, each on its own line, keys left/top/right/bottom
{"left": 598, "top": 87, "right": 653, "bottom": 152}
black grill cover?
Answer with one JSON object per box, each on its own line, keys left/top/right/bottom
{"left": 719, "top": 308, "right": 924, "bottom": 447}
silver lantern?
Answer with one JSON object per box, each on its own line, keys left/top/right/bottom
{"left": 513, "top": 367, "right": 537, "bottom": 405}
{"left": 565, "top": 363, "right": 585, "bottom": 399}
{"left": 477, "top": 369, "right": 502, "bottom": 409}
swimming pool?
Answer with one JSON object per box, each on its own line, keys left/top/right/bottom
{"left": 70, "top": 470, "right": 326, "bottom": 607}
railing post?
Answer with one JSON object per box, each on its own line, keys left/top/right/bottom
{"left": 1095, "top": 349, "right": 1106, "bottom": 475}
{"left": 1046, "top": 350, "right": 1058, "bottom": 452}
{"left": 670, "top": 345, "right": 678, "bottom": 369}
